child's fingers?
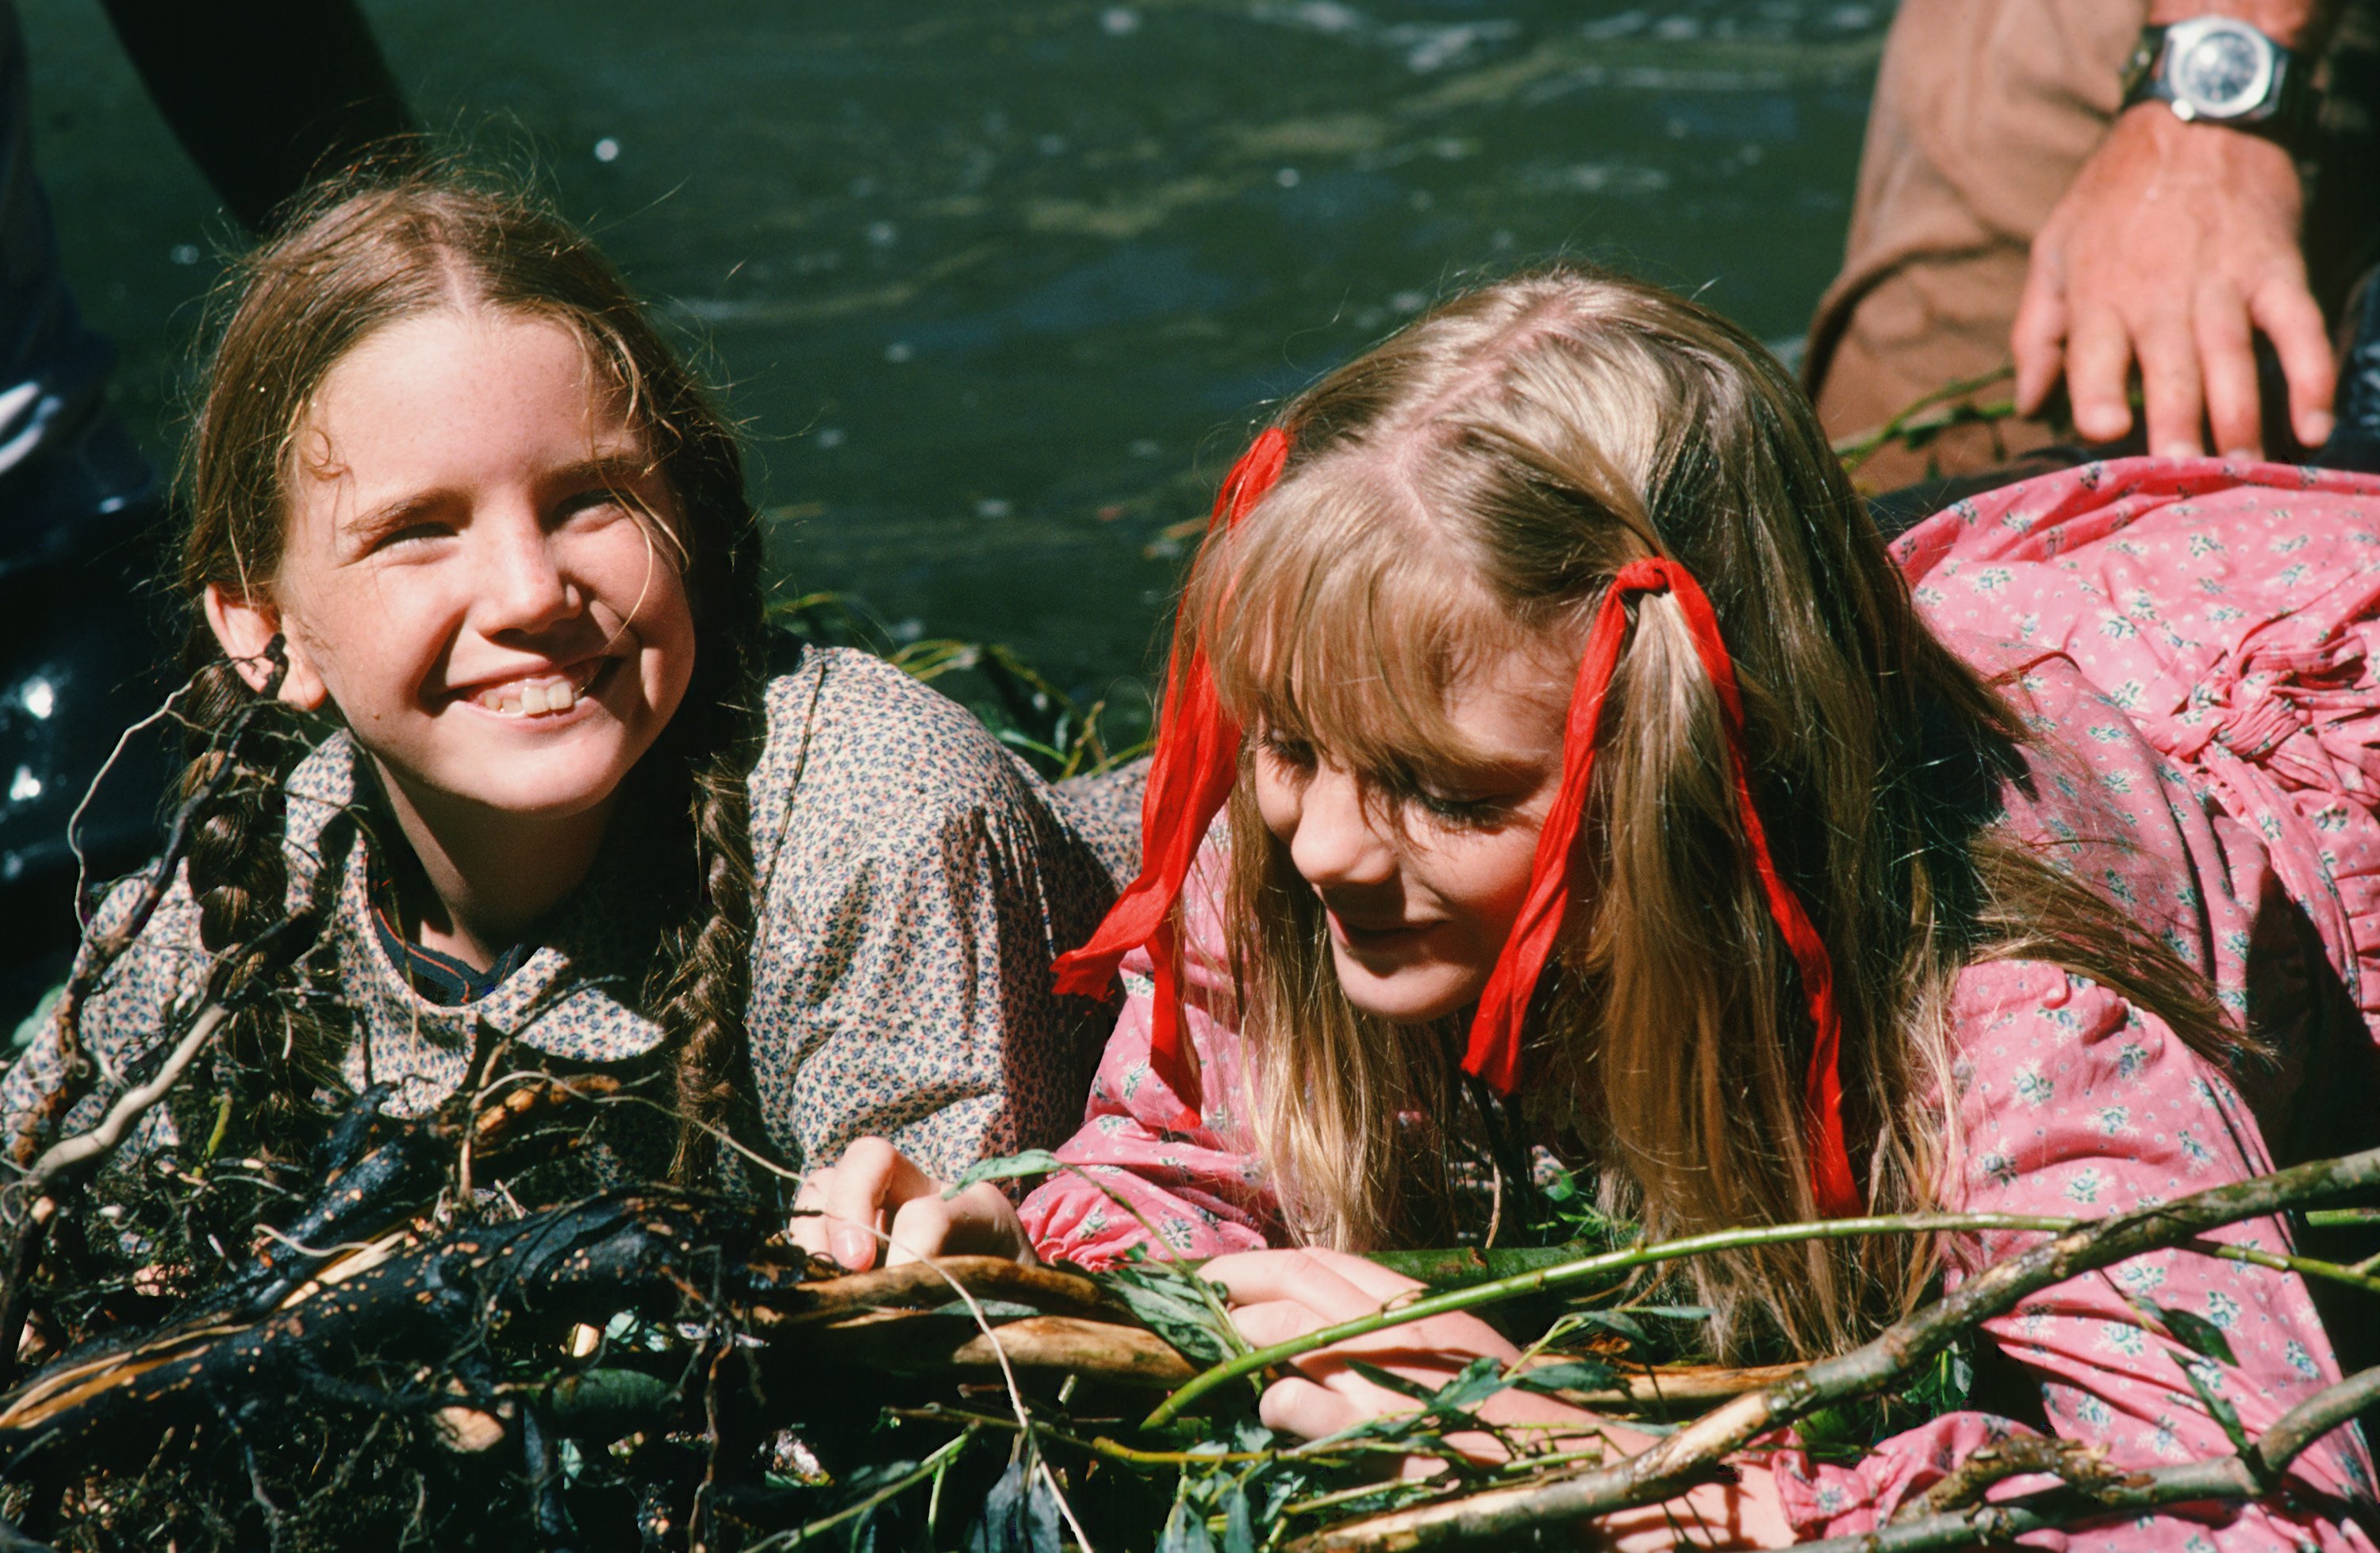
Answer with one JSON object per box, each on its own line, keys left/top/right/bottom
{"left": 809, "top": 1137, "right": 936, "bottom": 1271}
{"left": 1296, "top": 1246, "right": 1426, "bottom": 1305}
{"left": 1228, "top": 1297, "right": 1336, "bottom": 1349}
{"left": 1200, "top": 1247, "right": 1387, "bottom": 1322}
{"left": 1257, "top": 1374, "right": 1364, "bottom": 1440}
{"left": 884, "top": 1192, "right": 956, "bottom": 1267}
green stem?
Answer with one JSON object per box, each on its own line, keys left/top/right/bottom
{"left": 2302, "top": 1208, "right": 2380, "bottom": 1228}
{"left": 2189, "top": 1237, "right": 2380, "bottom": 1297}
{"left": 1830, "top": 363, "right": 2019, "bottom": 470}
{"left": 1144, "top": 1211, "right": 2077, "bottom": 1428}
{"left": 746, "top": 1425, "right": 979, "bottom": 1551}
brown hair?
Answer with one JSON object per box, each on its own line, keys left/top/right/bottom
{"left": 1183, "top": 267, "right": 2246, "bottom": 1355}
{"left": 176, "top": 160, "right": 766, "bottom": 1182}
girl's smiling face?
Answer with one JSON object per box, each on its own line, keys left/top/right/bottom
{"left": 208, "top": 307, "right": 697, "bottom": 825}
{"left": 1251, "top": 644, "right": 1572, "bottom": 1024}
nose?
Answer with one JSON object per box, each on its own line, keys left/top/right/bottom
{"left": 1286, "top": 763, "right": 1398, "bottom": 890}
{"left": 474, "top": 509, "right": 578, "bottom": 636}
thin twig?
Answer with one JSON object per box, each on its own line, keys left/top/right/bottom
{"left": 26, "top": 1004, "right": 228, "bottom": 1182}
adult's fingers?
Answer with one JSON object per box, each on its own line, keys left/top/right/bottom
{"left": 2134, "top": 313, "right": 2206, "bottom": 459}
{"left": 2194, "top": 279, "right": 2263, "bottom": 459}
{"left": 2011, "top": 245, "right": 2071, "bottom": 417}
{"left": 2064, "top": 303, "right": 2140, "bottom": 446}
{"left": 2251, "top": 276, "right": 2338, "bottom": 450}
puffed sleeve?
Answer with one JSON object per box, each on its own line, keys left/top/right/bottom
{"left": 1772, "top": 960, "right": 2378, "bottom": 1550}
{"left": 741, "top": 649, "right": 1118, "bottom": 1182}
{"left": 2, "top": 867, "right": 207, "bottom": 1165}
{"left": 1019, "top": 832, "right": 1282, "bottom": 1266}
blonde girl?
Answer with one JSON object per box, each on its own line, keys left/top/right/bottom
{"left": 1011, "top": 268, "right": 2380, "bottom": 1549}
{"left": 1, "top": 167, "right": 1119, "bottom": 1247}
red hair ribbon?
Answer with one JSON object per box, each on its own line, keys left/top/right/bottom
{"left": 1052, "top": 426, "right": 1292, "bottom": 1128}
{"left": 1462, "top": 557, "right": 1861, "bottom": 1219}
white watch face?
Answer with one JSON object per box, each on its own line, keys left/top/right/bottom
{"left": 2171, "top": 21, "right": 2274, "bottom": 118}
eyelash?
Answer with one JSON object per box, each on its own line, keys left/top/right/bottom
{"left": 1259, "top": 732, "right": 1511, "bottom": 829}
{"left": 1399, "top": 782, "right": 1511, "bottom": 829}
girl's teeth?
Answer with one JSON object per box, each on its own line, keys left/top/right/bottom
{"left": 476, "top": 672, "right": 590, "bottom": 716}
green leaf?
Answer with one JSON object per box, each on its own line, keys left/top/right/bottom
{"left": 946, "top": 1149, "right": 1068, "bottom": 1196}
{"left": 2136, "top": 1297, "right": 2238, "bottom": 1367}
{"left": 1341, "top": 1359, "right": 1437, "bottom": 1404}
{"left": 1221, "top": 1486, "right": 1257, "bottom": 1553}
{"left": 1566, "top": 1309, "right": 1648, "bottom": 1346}
{"left": 1102, "top": 1262, "right": 1241, "bottom": 1366}
{"left": 1424, "top": 1355, "right": 1512, "bottom": 1416}
{"left": 1158, "top": 1496, "right": 1217, "bottom": 1553}
{"left": 2181, "top": 1359, "right": 2253, "bottom": 1456}
{"left": 1512, "top": 1357, "right": 1621, "bottom": 1396}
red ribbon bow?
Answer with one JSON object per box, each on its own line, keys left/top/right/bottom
{"left": 1463, "top": 557, "right": 1860, "bottom": 1217}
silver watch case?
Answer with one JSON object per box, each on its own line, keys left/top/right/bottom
{"left": 2149, "top": 16, "right": 2287, "bottom": 123}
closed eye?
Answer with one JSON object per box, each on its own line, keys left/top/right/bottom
{"left": 367, "top": 518, "right": 451, "bottom": 552}
{"left": 555, "top": 486, "right": 635, "bottom": 526}
{"left": 1257, "top": 730, "right": 1318, "bottom": 771}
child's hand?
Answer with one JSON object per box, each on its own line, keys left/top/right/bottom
{"left": 1200, "top": 1247, "right": 1590, "bottom": 1456}
{"left": 789, "top": 1136, "right": 1035, "bottom": 1274}
{"left": 1200, "top": 1247, "right": 1794, "bottom": 1551}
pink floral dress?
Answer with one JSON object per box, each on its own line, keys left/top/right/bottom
{"left": 1020, "top": 459, "right": 2380, "bottom": 1550}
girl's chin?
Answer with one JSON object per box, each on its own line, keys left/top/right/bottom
{"left": 1331, "top": 954, "right": 1483, "bottom": 1025}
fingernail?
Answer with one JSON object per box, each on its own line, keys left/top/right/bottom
{"left": 2221, "top": 448, "right": 2259, "bottom": 463}
{"left": 831, "top": 1228, "right": 869, "bottom": 1269}
{"left": 2155, "top": 441, "right": 2202, "bottom": 462}
{"left": 2302, "top": 411, "right": 2336, "bottom": 447}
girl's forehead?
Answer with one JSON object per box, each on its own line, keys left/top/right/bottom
{"left": 298, "top": 309, "right": 642, "bottom": 478}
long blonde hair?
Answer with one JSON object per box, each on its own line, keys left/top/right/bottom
{"left": 1180, "top": 268, "right": 2245, "bottom": 1356}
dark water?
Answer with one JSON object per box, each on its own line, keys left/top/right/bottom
{"left": 23, "top": 0, "right": 1887, "bottom": 739}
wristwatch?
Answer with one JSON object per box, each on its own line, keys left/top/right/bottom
{"left": 2120, "top": 16, "right": 2313, "bottom": 141}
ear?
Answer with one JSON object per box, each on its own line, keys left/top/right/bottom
{"left": 203, "top": 583, "right": 329, "bottom": 711}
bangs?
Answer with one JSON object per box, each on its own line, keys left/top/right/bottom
{"left": 1191, "top": 461, "right": 1553, "bottom": 786}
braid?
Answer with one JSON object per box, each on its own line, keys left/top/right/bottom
{"left": 662, "top": 458, "right": 770, "bottom": 1188}
{"left": 662, "top": 740, "right": 760, "bottom": 1186}
{"left": 175, "top": 633, "right": 348, "bottom": 1155}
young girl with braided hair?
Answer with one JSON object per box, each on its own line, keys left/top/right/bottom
{"left": 988, "top": 269, "right": 2380, "bottom": 1547}
{"left": 0, "top": 167, "right": 1123, "bottom": 1237}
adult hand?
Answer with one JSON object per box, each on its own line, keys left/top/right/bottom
{"left": 2013, "top": 105, "right": 2334, "bottom": 459}
{"left": 789, "top": 1136, "right": 1034, "bottom": 1272}
{"left": 1201, "top": 1247, "right": 1795, "bottom": 1551}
